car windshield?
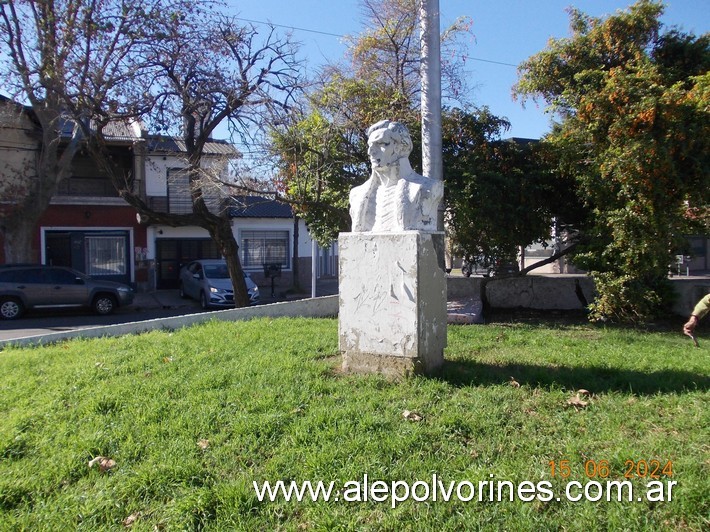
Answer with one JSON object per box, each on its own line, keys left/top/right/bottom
{"left": 204, "top": 264, "right": 230, "bottom": 279}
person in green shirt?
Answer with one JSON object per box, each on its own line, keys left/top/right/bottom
{"left": 683, "top": 293, "right": 710, "bottom": 339}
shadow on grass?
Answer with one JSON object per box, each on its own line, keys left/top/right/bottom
{"left": 440, "top": 360, "right": 709, "bottom": 395}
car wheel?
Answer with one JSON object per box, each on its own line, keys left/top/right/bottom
{"left": 179, "top": 282, "right": 187, "bottom": 299}
{"left": 93, "top": 294, "right": 117, "bottom": 315}
{"left": 0, "top": 297, "right": 24, "bottom": 320}
{"left": 199, "top": 291, "right": 210, "bottom": 310}
{"left": 461, "top": 265, "right": 472, "bottom": 278}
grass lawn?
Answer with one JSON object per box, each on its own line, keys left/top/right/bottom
{"left": 0, "top": 317, "right": 708, "bottom": 530}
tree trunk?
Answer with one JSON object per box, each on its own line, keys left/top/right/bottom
{"left": 211, "top": 217, "right": 250, "bottom": 307}
{"left": 2, "top": 219, "right": 38, "bottom": 263}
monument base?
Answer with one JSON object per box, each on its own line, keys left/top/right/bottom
{"left": 338, "top": 231, "right": 447, "bottom": 377}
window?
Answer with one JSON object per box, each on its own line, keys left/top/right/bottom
{"left": 0, "top": 269, "right": 43, "bottom": 283}
{"left": 85, "top": 236, "right": 127, "bottom": 276}
{"left": 240, "top": 231, "right": 290, "bottom": 270}
{"left": 167, "top": 168, "right": 192, "bottom": 214}
{"left": 46, "top": 268, "right": 81, "bottom": 284}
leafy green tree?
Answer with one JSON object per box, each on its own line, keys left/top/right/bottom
{"left": 270, "top": 109, "right": 360, "bottom": 246}
{"left": 443, "top": 107, "right": 586, "bottom": 276}
{"left": 268, "top": 0, "right": 471, "bottom": 244}
{"left": 515, "top": 0, "right": 709, "bottom": 322}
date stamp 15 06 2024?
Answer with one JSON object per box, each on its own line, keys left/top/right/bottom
{"left": 548, "top": 459, "right": 674, "bottom": 479}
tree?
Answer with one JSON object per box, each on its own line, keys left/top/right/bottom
{"left": 444, "top": 108, "right": 586, "bottom": 269}
{"left": 269, "top": 0, "right": 471, "bottom": 243}
{"left": 515, "top": 0, "right": 709, "bottom": 322}
{"left": 87, "top": 8, "right": 302, "bottom": 306}
{"left": 0, "top": 0, "right": 301, "bottom": 306}
{"left": 0, "top": 0, "right": 165, "bottom": 262}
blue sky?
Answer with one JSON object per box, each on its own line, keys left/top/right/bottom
{"left": 225, "top": 0, "right": 709, "bottom": 139}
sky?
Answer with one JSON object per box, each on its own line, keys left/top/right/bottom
{"left": 224, "top": 0, "right": 710, "bottom": 139}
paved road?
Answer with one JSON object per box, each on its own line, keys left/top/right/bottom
{"left": 0, "top": 286, "right": 330, "bottom": 343}
{"left": 0, "top": 304, "right": 204, "bottom": 343}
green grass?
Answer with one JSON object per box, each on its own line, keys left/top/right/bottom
{"left": 0, "top": 317, "right": 708, "bottom": 530}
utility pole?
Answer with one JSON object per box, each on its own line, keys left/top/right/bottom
{"left": 420, "top": 0, "right": 443, "bottom": 231}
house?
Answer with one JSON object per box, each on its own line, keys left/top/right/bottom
{"left": 0, "top": 95, "right": 38, "bottom": 228}
{"left": 0, "top": 94, "right": 336, "bottom": 293}
{"left": 0, "top": 95, "right": 148, "bottom": 286}
{"left": 229, "top": 195, "right": 337, "bottom": 291}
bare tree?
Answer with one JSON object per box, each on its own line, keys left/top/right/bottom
{"left": 89, "top": 10, "right": 303, "bottom": 306}
{"left": 0, "top": 0, "right": 164, "bottom": 262}
{"left": 1, "top": 0, "right": 302, "bottom": 306}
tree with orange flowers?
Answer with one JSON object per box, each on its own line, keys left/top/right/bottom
{"left": 515, "top": 0, "right": 709, "bottom": 322}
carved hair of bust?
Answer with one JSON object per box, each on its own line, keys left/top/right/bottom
{"left": 366, "top": 120, "right": 413, "bottom": 161}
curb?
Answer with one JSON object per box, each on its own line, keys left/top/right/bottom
{"left": 1, "top": 296, "right": 339, "bottom": 349}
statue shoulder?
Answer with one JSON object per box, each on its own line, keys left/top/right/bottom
{"left": 350, "top": 177, "right": 373, "bottom": 200}
{"left": 402, "top": 172, "right": 442, "bottom": 193}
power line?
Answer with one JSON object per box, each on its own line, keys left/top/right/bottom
{"left": 463, "top": 56, "right": 517, "bottom": 68}
{"left": 233, "top": 16, "right": 517, "bottom": 68}
{"left": 234, "top": 17, "right": 344, "bottom": 39}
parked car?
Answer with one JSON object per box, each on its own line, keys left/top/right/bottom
{"left": 0, "top": 264, "right": 135, "bottom": 320}
{"left": 179, "top": 259, "right": 260, "bottom": 309}
{"left": 461, "top": 257, "right": 520, "bottom": 278}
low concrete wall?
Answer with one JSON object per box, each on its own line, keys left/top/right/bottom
{"left": 447, "top": 275, "right": 595, "bottom": 310}
{"left": 448, "top": 274, "right": 710, "bottom": 316}
{"left": 1, "top": 295, "right": 338, "bottom": 349}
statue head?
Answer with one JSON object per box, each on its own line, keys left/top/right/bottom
{"left": 366, "top": 120, "right": 413, "bottom": 169}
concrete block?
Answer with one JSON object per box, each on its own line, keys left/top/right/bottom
{"left": 339, "top": 231, "right": 447, "bottom": 377}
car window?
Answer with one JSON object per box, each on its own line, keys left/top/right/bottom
{"left": 46, "top": 268, "right": 80, "bottom": 284}
{"left": 204, "top": 265, "right": 229, "bottom": 279}
{"left": 0, "top": 270, "right": 20, "bottom": 282}
{"left": 187, "top": 262, "right": 199, "bottom": 274}
{"left": 10, "top": 268, "right": 46, "bottom": 283}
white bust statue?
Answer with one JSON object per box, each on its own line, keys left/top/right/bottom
{"left": 349, "top": 120, "right": 443, "bottom": 232}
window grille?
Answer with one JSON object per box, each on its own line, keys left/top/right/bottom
{"left": 85, "top": 236, "right": 126, "bottom": 275}
{"left": 240, "top": 230, "right": 289, "bottom": 269}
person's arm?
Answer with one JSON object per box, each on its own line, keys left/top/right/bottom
{"left": 684, "top": 294, "right": 710, "bottom": 335}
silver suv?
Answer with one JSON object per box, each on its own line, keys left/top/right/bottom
{"left": 0, "top": 265, "right": 135, "bottom": 319}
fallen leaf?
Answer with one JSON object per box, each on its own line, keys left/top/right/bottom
{"left": 509, "top": 377, "right": 521, "bottom": 388}
{"left": 402, "top": 410, "right": 423, "bottom": 422}
{"left": 162, "top": 357, "right": 173, "bottom": 363}
{"left": 566, "top": 395, "right": 589, "bottom": 409}
{"left": 123, "top": 512, "right": 141, "bottom": 527}
{"left": 88, "top": 456, "right": 116, "bottom": 472}
{"left": 197, "top": 439, "right": 210, "bottom": 450}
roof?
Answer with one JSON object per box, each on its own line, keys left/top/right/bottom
{"left": 57, "top": 116, "right": 143, "bottom": 143}
{"left": 229, "top": 196, "right": 293, "bottom": 219}
{"left": 146, "top": 136, "right": 238, "bottom": 156}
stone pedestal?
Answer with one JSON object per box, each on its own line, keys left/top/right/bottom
{"left": 339, "top": 231, "right": 447, "bottom": 377}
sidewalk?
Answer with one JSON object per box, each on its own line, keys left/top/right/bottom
{"left": 132, "top": 290, "right": 198, "bottom": 311}
{"left": 132, "top": 284, "right": 483, "bottom": 324}
{"left": 132, "top": 279, "right": 340, "bottom": 310}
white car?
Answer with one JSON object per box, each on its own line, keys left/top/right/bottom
{"left": 179, "top": 259, "right": 259, "bottom": 309}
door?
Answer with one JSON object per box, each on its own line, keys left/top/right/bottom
{"left": 7, "top": 268, "right": 50, "bottom": 308}
{"left": 156, "top": 239, "right": 220, "bottom": 289}
{"left": 44, "top": 267, "right": 88, "bottom": 306}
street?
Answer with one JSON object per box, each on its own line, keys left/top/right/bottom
{"left": 0, "top": 295, "right": 202, "bottom": 343}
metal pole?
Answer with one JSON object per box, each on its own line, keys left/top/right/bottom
{"left": 311, "top": 238, "right": 317, "bottom": 298}
{"left": 420, "top": 0, "right": 443, "bottom": 231}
